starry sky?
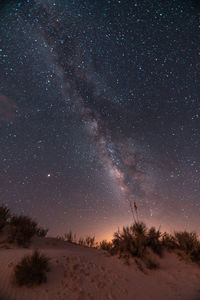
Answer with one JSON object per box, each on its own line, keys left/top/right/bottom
{"left": 0, "top": 0, "right": 200, "bottom": 240}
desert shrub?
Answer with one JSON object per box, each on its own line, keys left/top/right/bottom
{"left": 112, "top": 222, "right": 147, "bottom": 258}
{"left": 173, "top": 231, "right": 200, "bottom": 263}
{"left": 14, "top": 250, "right": 50, "bottom": 286}
{"left": 56, "top": 235, "right": 65, "bottom": 241}
{"left": 147, "top": 227, "right": 163, "bottom": 256}
{"left": 36, "top": 227, "right": 48, "bottom": 238}
{"left": 131, "top": 222, "right": 147, "bottom": 257}
{"left": 9, "top": 216, "right": 37, "bottom": 246}
{"left": 84, "top": 235, "right": 95, "bottom": 247}
{"left": 112, "top": 227, "right": 134, "bottom": 255}
{"left": 8, "top": 215, "right": 47, "bottom": 246}
{"left": 132, "top": 222, "right": 147, "bottom": 236}
{"left": 0, "top": 205, "right": 10, "bottom": 231}
{"left": 100, "top": 240, "right": 113, "bottom": 252}
{"left": 190, "top": 243, "right": 200, "bottom": 263}
{"left": 77, "top": 236, "right": 95, "bottom": 247}
{"left": 161, "top": 232, "right": 177, "bottom": 250}
{"left": 78, "top": 237, "right": 84, "bottom": 245}
{"left": 64, "top": 230, "right": 76, "bottom": 243}
{"left": 174, "top": 231, "right": 199, "bottom": 254}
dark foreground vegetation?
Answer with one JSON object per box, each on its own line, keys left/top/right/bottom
{"left": 59, "top": 222, "right": 200, "bottom": 270}
{"left": 99, "top": 223, "right": 200, "bottom": 268}
{"left": 0, "top": 204, "right": 200, "bottom": 287}
{"left": 0, "top": 205, "right": 48, "bottom": 247}
{"left": 57, "top": 230, "right": 96, "bottom": 248}
{"left": 14, "top": 250, "right": 50, "bottom": 286}
{"left": 98, "top": 203, "right": 200, "bottom": 268}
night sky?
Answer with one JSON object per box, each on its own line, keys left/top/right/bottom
{"left": 0, "top": 0, "right": 200, "bottom": 240}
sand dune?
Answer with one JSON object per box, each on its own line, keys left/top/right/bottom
{"left": 0, "top": 237, "right": 200, "bottom": 300}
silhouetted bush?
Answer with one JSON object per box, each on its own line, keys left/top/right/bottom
{"left": 63, "top": 230, "right": 77, "bottom": 243}
{"left": 100, "top": 240, "right": 113, "bottom": 252}
{"left": 36, "top": 227, "right": 48, "bottom": 238}
{"left": 56, "top": 235, "right": 65, "bottom": 241}
{"left": 14, "top": 250, "right": 50, "bottom": 286}
{"left": 77, "top": 235, "right": 95, "bottom": 247}
{"left": 65, "top": 230, "right": 74, "bottom": 243}
{"left": 8, "top": 216, "right": 37, "bottom": 246}
{"left": 97, "top": 219, "right": 200, "bottom": 269}
{"left": 131, "top": 222, "right": 147, "bottom": 257}
{"left": 174, "top": 231, "right": 199, "bottom": 254}
{"left": 133, "top": 222, "right": 147, "bottom": 236}
{"left": 78, "top": 237, "right": 84, "bottom": 245}
{"left": 161, "top": 232, "right": 177, "bottom": 250}
{"left": 112, "top": 222, "right": 147, "bottom": 258}
{"left": 147, "top": 227, "right": 163, "bottom": 256}
{"left": 0, "top": 205, "right": 10, "bottom": 231}
{"left": 190, "top": 244, "right": 200, "bottom": 263}
{"left": 8, "top": 215, "right": 47, "bottom": 246}
{"left": 85, "top": 235, "right": 95, "bottom": 247}
{"left": 173, "top": 231, "right": 200, "bottom": 263}
{"left": 58, "top": 232, "right": 96, "bottom": 248}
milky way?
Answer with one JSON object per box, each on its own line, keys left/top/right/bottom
{"left": 0, "top": 0, "right": 200, "bottom": 240}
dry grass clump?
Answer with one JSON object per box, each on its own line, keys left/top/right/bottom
{"left": 14, "top": 250, "right": 50, "bottom": 287}
{"left": 111, "top": 222, "right": 162, "bottom": 259}
{"left": 112, "top": 222, "right": 147, "bottom": 258}
{"left": 161, "top": 232, "right": 177, "bottom": 250}
{"left": 77, "top": 235, "right": 96, "bottom": 247}
{"left": 108, "top": 201, "right": 164, "bottom": 261}
{"left": 99, "top": 240, "right": 113, "bottom": 252}
{"left": 83, "top": 235, "right": 95, "bottom": 247}
{"left": 100, "top": 219, "right": 200, "bottom": 269}
{"left": 58, "top": 231, "right": 96, "bottom": 248}
{"left": 8, "top": 215, "right": 48, "bottom": 247}
{"left": 9, "top": 216, "right": 38, "bottom": 246}
{"left": 64, "top": 230, "right": 77, "bottom": 243}
{"left": 190, "top": 245, "right": 200, "bottom": 263}
{"left": 146, "top": 226, "right": 163, "bottom": 256}
{"left": 0, "top": 205, "right": 10, "bottom": 231}
{"left": 175, "top": 231, "right": 198, "bottom": 254}
{"left": 0, "top": 205, "right": 48, "bottom": 247}
{"left": 36, "top": 227, "right": 49, "bottom": 238}
{"left": 98, "top": 222, "right": 162, "bottom": 271}
{"left": 174, "top": 231, "right": 200, "bottom": 263}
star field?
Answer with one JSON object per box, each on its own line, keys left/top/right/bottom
{"left": 0, "top": 0, "right": 200, "bottom": 240}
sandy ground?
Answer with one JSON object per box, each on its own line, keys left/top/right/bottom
{"left": 0, "top": 237, "right": 200, "bottom": 300}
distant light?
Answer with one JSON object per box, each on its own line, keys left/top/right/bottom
{"left": 47, "top": 173, "right": 51, "bottom": 177}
